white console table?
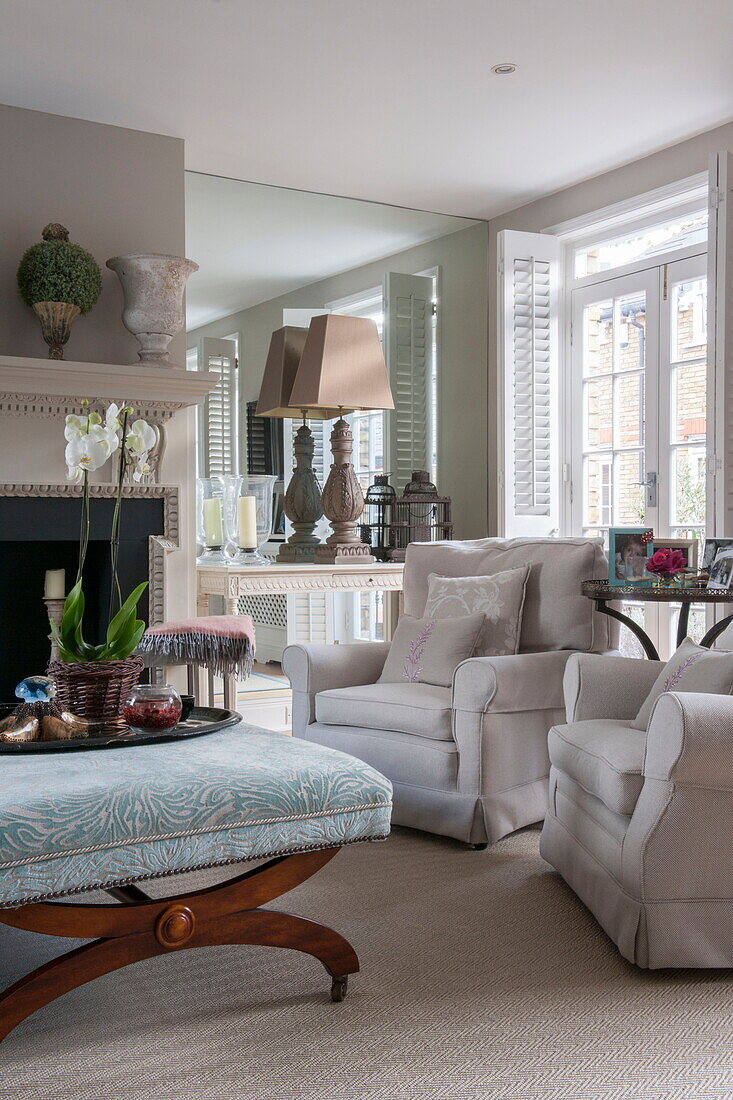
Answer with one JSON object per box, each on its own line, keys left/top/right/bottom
{"left": 196, "top": 561, "right": 405, "bottom": 707}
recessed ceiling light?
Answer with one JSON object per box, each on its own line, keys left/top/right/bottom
{"left": 491, "top": 63, "right": 517, "bottom": 75}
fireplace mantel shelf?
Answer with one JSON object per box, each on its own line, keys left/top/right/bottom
{"left": 0, "top": 355, "right": 218, "bottom": 419}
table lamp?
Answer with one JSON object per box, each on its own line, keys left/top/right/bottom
{"left": 289, "top": 314, "right": 395, "bottom": 564}
{"left": 256, "top": 325, "right": 326, "bottom": 563}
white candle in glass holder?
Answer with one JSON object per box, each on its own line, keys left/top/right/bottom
{"left": 237, "top": 496, "right": 258, "bottom": 549}
{"left": 203, "top": 498, "right": 223, "bottom": 547}
{"left": 44, "top": 569, "right": 66, "bottom": 599}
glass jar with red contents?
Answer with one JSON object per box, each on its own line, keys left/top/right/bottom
{"left": 122, "top": 684, "right": 182, "bottom": 733}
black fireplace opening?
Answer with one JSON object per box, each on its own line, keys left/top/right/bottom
{"left": 0, "top": 496, "right": 165, "bottom": 701}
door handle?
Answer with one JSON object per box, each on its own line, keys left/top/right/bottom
{"left": 636, "top": 472, "right": 657, "bottom": 509}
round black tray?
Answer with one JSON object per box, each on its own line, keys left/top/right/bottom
{"left": 0, "top": 706, "right": 241, "bottom": 753}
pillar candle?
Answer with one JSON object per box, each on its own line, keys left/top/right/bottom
{"left": 237, "top": 496, "right": 258, "bottom": 549}
{"left": 44, "top": 569, "right": 66, "bottom": 600}
{"left": 203, "top": 497, "right": 223, "bottom": 547}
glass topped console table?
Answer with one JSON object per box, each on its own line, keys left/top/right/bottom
{"left": 581, "top": 580, "right": 733, "bottom": 661}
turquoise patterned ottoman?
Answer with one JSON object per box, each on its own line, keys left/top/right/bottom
{"left": 0, "top": 724, "right": 392, "bottom": 1042}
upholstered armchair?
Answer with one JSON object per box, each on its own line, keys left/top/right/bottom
{"left": 541, "top": 652, "right": 733, "bottom": 967}
{"left": 283, "top": 537, "right": 615, "bottom": 847}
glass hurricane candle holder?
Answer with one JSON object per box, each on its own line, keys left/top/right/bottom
{"left": 223, "top": 474, "right": 277, "bottom": 566}
{"left": 196, "top": 476, "right": 226, "bottom": 564}
{"left": 121, "top": 684, "right": 182, "bottom": 733}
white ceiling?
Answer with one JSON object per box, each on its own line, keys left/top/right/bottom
{"left": 1, "top": 0, "right": 732, "bottom": 220}
{"left": 185, "top": 173, "right": 472, "bottom": 328}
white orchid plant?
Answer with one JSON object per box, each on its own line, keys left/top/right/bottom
{"left": 51, "top": 401, "right": 157, "bottom": 663}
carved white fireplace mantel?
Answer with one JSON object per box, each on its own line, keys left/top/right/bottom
{"left": 0, "top": 483, "right": 179, "bottom": 627}
{"left": 0, "top": 355, "right": 217, "bottom": 418}
{"left": 0, "top": 354, "right": 218, "bottom": 629}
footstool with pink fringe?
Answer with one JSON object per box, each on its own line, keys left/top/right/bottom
{"left": 138, "top": 615, "right": 256, "bottom": 709}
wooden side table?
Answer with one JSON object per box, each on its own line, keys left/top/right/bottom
{"left": 582, "top": 580, "right": 733, "bottom": 660}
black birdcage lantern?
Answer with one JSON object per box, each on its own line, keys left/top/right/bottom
{"left": 360, "top": 474, "right": 396, "bottom": 562}
{"left": 387, "top": 471, "right": 453, "bottom": 562}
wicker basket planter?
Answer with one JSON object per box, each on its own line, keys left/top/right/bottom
{"left": 47, "top": 656, "right": 144, "bottom": 733}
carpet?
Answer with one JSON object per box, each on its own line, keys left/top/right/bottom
{"left": 1, "top": 826, "right": 732, "bottom": 1100}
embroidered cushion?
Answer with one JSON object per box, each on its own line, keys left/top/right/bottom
{"left": 378, "top": 612, "right": 485, "bottom": 688}
{"left": 0, "top": 725, "right": 392, "bottom": 909}
{"left": 633, "top": 637, "right": 733, "bottom": 730}
{"left": 423, "top": 565, "right": 529, "bottom": 656}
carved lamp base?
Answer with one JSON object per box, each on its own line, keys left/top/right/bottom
{"left": 314, "top": 543, "right": 375, "bottom": 564}
{"left": 316, "top": 418, "right": 375, "bottom": 565}
{"left": 277, "top": 423, "right": 324, "bottom": 564}
{"left": 278, "top": 542, "right": 324, "bottom": 563}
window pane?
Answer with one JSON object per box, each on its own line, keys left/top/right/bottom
{"left": 669, "top": 604, "right": 706, "bottom": 647}
{"left": 583, "top": 300, "right": 612, "bottom": 377}
{"left": 584, "top": 377, "right": 613, "bottom": 448}
{"left": 574, "top": 210, "right": 708, "bottom": 278}
{"left": 672, "top": 278, "right": 707, "bottom": 362}
{"left": 672, "top": 361, "right": 706, "bottom": 444}
{"left": 672, "top": 446, "right": 706, "bottom": 527}
{"left": 615, "top": 450, "right": 645, "bottom": 525}
{"left": 618, "top": 602, "right": 645, "bottom": 659}
{"left": 615, "top": 373, "right": 644, "bottom": 448}
{"left": 615, "top": 295, "right": 646, "bottom": 372}
{"left": 584, "top": 455, "right": 613, "bottom": 528}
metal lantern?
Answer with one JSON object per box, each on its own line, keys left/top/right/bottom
{"left": 360, "top": 474, "right": 396, "bottom": 562}
{"left": 387, "top": 471, "right": 453, "bottom": 562}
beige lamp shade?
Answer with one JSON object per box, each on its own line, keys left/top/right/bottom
{"left": 289, "top": 314, "right": 395, "bottom": 417}
{"left": 255, "top": 326, "right": 309, "bottom": 418}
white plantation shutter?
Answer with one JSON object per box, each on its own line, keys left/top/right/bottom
{"left": 707, "top": 152, "right": 733, "bottom": 537}
{"left": 198, "top": 337, "right": 239, "bottom": 477}
{"left": 384, "top": 272, "right": 433, "bottom": 492}
{"left": 498, "top": 230, "right": 561, "bottom": 537}
{"left": 286, "top": 591, "right": 334, "bottom": 645}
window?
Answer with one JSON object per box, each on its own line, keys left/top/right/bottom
{"left": 574, "top": 209, "right": 708, "bottom": 279}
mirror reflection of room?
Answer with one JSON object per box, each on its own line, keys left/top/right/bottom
{"left": 186, "top": 173, "right": 488, "bottom": 710}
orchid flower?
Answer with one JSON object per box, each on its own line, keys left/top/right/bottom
{"left": 105, "top": 403, "right": 123, "bottom": 433}
{"left": 125, "top": 418, "right": 156, "bottom": 457}
{"left": 64, "top": 413, "right": 88, "bottom": 441}
{"left": 65, "top": 425, "right": 116, "bottom": 480}
{"left": 132, "top": 452, "right": 153, "bottom": 483}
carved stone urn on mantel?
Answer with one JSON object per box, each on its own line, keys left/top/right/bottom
{"left": 106, "top": 253, "right": 198, "bottom": 366}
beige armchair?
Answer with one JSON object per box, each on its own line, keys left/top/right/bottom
{"left": 541, "top": 652, "right": 733, "bottom": 967}
{"left": 284, "top": 537, "right": 615, "bottom": 847}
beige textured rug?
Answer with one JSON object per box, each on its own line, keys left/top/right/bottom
{"left": 1, "top": 826, "right": 732, "bottom": 1099}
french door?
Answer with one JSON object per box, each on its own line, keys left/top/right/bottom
{"left": 571, "top": 252, "right": 708, "bottom": 656}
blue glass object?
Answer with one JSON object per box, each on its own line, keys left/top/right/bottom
{"left": 15, "top": 675, "right": 57, "bottom": 703}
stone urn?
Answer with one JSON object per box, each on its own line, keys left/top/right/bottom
{"left": 106, "top": 253, "right": 198, "bottom": 365}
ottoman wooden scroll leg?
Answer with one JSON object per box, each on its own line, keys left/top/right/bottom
{"left": 0, "top": 847, "right": 358, "bottom": 1043}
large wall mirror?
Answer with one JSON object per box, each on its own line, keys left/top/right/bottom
{"left": 185, "top": 173, "right": 488, "bottom": 554}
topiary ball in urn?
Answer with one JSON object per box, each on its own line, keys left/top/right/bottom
{"left": 17, "top": 224, "right": 102, "bottom": 360}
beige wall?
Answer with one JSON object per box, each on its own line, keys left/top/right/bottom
{"left": 190, "top": 221, "right": 489, "bottom": 539}
{"left": 0, "top": 104, "right": 186, "bottom": 366}
{"left": 0, "top": 104, "right": 195, "bottom": 623}
{"left": 487, "top": 118, "right": 733, "bottom": 533}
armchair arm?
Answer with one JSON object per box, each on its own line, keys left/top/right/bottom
{"left": 452, "top": 650, "right": 573, "bottom": 714}
{"left": 284, "top": 641, "right": 391, "bottom": 736}
{"left": 644, "top": 691, "right": 733, "bottom": 788}
{"left": 563, "top": 653, "right": 663, "bottom": 722}
{"left": 283, "top": 641, "right": 390, "bottom": 696}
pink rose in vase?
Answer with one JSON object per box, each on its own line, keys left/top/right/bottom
{"left": 646, "top": 547, "right": 687, "bottom": 580}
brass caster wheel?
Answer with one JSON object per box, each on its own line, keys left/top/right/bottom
{"left": 331, "top": 976, "right": 348, "bottom": 1002}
